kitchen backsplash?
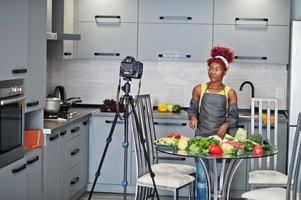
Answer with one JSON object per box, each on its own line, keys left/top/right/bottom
{"left": 48, "top": 59, "right": 287, "bottom": 110}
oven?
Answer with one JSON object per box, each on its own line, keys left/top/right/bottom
{"left": 0, "top": 79, "right": 25, "bottom": 169}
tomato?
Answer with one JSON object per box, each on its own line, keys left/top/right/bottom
{"left": 167, "top": 133, "right": 182, "bottom": 139}
{"left": 208, "top": 144, "right": 223, "bottom": 155}
{"left": 252, "top": 145, "right": 264, "bottom": 156}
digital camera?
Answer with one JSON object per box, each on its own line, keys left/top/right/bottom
{"left": 120, "top": 56, "right": 143, "bottom": 79}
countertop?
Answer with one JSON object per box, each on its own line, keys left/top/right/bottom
{"left": 43, "top": 107, "right": 288, "bottom": 132}
{"left": 43, "top": 108, "right": 96, "bottom": 132}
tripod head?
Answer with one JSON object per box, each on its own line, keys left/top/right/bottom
{"left": 121, "top": 78, "right": 133, "bottom": 105}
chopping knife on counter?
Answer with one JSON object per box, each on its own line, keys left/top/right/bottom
{"left": 187, "top": 46, "right": 239, "bottom": 200}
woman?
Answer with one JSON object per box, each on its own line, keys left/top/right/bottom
{"left": 187, "top": 46, "right": 239, "bottom": 199}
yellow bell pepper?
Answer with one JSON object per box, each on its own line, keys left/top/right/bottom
{"left": 158, "top": 104, "right": 168, "bottom": 112}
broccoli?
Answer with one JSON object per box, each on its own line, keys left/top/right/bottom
{"left": 250, "top": 133, "right": 263, "bottom": 144}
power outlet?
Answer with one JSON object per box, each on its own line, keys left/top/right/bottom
{"left": 276, "top": 87, "right": 285, "bottom": 100}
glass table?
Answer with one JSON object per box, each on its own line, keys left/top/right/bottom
{"left": 156, "top": 145, "right": 278, "bottom": 200}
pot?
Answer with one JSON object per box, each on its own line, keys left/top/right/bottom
{"left": 45, "top": 97, "right": 61, "bottom": 114}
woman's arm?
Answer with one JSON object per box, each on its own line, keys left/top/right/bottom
{"left": 187, "top": 84, "right": 201, "bottom": 129}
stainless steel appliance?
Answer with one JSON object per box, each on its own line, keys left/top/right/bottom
{"left": 288, "top": 21, "right": 301, "bottom": 165}
{"left": 0, "top": 79, "right": 25, "bottom": 168}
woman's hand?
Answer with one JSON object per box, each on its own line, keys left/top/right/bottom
{"left": 189, "top": 116, "right": 198, "bottom": 129}
{"left": 217, "top": 122, "right": 230, "bottom": 138}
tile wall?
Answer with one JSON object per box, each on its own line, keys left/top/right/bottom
{"left": 48, "top": 59, "right": 288, "bottom": 110}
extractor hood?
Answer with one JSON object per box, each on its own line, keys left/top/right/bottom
{"left": 47, "top": 0, "right": 80, "bottom": 41}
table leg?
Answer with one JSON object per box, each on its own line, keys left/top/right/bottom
{"left": 196, "top": 158, "right": 244, "bottom": 200}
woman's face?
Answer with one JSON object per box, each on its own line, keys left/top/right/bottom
{"left": 207, "top": 62, "right": 226, "bottom": 82}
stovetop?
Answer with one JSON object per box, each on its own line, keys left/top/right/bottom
{"left": 44, "top": 111, "right": 80, "bottom": 121}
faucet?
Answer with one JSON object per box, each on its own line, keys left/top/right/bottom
{"left": 239, "top": 81, "right": 255, "bottom": 98}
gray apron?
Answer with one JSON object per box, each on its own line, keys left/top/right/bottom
{"left": 195, "top": 87, "right": 227, "bottom": 136}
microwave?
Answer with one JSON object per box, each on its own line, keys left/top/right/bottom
{"left": 0, "top": 79, "right": 25, "bottom": 168}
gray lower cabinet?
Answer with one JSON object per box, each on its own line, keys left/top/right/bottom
{"left": 25, "top": 0, "right": 46, "bottom": 112}
{"left": 0, "top": 158, "right": 27, "bottom": 200}
{"left": 88, "top": 116, "right": 133, "bottom": 192}
{"left": 26, "top": 148, "right": 43, "bottom": 200}
{"left": 44, "top": 117, "right": 90, "bottom": 200}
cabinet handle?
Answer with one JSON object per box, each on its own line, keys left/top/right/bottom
{"left": 70, "top": 148, "right": 80, "bottom": 156}
{"left": 105, "top": 120, "right": 123, "bottom": 124}
{"left": 83, "top": 120, "right": 89, "bottom": 126}
{"left": 12, "top": 164, "right": 27, "bottom": 174}
{"left": 235, "top": 56, "right": 267, "bottom": 60}
{"left": 254, "top": 125, "right": 274, "bottom": 129}
{"left": 158, "top": 54, "right": 191, "bottom": 59}
{"left": 71, "top": 126, "right": 80, "bottom": 133}
{"left": 94, "top": 52, "right": 120, "bottom": 57}
{"left": 49, "top": 134, "right": 59, "bottom": 141}
{"left": 64, "top": 52, "right": 72, "bottom": 56}
{"left": 26, "top": 156, "right": 39, "bottom": 165}
{"left": 159, "top": 16, "right": 192, "bottom": 21}
{"left": 95, "top": 15, "right": 121, "bottom": 23}
{"left": 237, "top": 125, "right": 245, "bottom": 128}
{"left": 12, "top": 68, "right": 27, "bottom": 74}
{"left": 60, "top": 130, "right": 67, "bottom": 136}
{"left": 70, "top": 177, "right": 80, "bottom": 185}
{"left": 235, "top": 17, "right": 268, "bottom": 22}
{"left": 26, "top": 101, "right": 39, "bottom": 107}
{"left": 154, "top": 122, "right": 187, "bottom": 126}
{"left": 158, "top": 156, "right": 186, "bottom": 161}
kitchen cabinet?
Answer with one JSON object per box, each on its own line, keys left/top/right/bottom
{"left": 76, "top": 22, "right": 137, "bottom": 60}
{"left": 26, "top": 0, "right": 47, "bottom": 113}
{"left": 89, "top": 115, "right": 133, "bottom": 193}
{"left": 214, "top": 0, "right": 290, "bottom": 26}
{"left": 213, "top": 25, "right": 290, "bottom": 64}
{"left": 138, "top": 24, "right": 212, "bottom": 62}
{"left": 139, "top": 0, "right": 213, "bottom": 24}
{"left": 0, "top": 158, "right": 27, "bottom": 200}
{"left": 44, "top": 116, "right": 90, "bottom": 200}
{"left": 25, "top": 148, "right": 43, "bottom": 200}
{"left": 0, "top": 0, "right": 28, "bottom": 81}
{"left": 81, "top": 119, "right": 90, "bottom": 188}
{"left": 77, "top": 0, "right": 138, "bottom": 23}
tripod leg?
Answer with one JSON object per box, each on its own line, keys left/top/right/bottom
{"left": 129, "top": 98, "right": 160, "bottom": 200}
{"left": 88, "top": 112, "right": 119, "bottom": 200}
{"left": 122, "top": 103, "right": 130, "bottom": 200}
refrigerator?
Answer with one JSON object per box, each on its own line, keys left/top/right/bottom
{"left": 288, "top": 20, "right": 301, "bottom": 165}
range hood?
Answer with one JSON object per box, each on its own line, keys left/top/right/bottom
{"left": 47, "top": 0, "right": 80, "bottom": 41}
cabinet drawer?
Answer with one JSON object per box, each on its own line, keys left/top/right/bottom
{"left": 64, "top": 135, "right": 82, "bottom": 170}
{"left": 213, "top": 25, "right": 289, "bottom": 64}
{"left": 138, "top": 24, "right": 212, "bottom": 62}
{"left": 67, "top": 124, "right": 82, "bottom": 141}
{"left": 76, "top": 22, "right": 137, "bottom": 59}
{"left": 65, "top": 164, "right": 82, "bottom": 199}
{"left": 139, "top": 0, "right": 213, "bottom": 24}
{"left": 77, "top": 0, "right": 137, "bottom": 22}
{"left": 214, "top": 0, "right": 290, "bottom": 26}
{"left": 153, "top": 118, "right": 194, "bottom": 138}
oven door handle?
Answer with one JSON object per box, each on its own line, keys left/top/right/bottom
{"left": 0, "top": 96, "right": 25, "bottom": 106}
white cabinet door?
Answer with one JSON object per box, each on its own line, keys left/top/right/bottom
{"left": 26, "top": 0, "right": 46, "bottom": 113}
{"left": 89, "top": 116, "right": 131, "bottom": 191}
{"left": 77, "top": 0, "right": 138, "bottom": 22}
{"left": 0, "top": 0, "right": 28, "bottom": 81}
{"left": 214, "top": 25, "right": 290, "bottom": 64}
{"left": 0, "top": 158, "right": 27, "bottom": 200}
{"left": 76, "top": 22, "right": 137, "bottom": 60}
{"left": 26, "top": 148, "right": 43, "bottom": 200}
{"left": 214, "top": 0, "right": 290, "bottom": 26}
{"left": 139, "top": 0, "right": 213, "bottom": 24}
{"left": 138, "top": 24, "right": 212, "bottom": 62}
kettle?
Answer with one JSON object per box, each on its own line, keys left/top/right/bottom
{"left": 53, "top": 86, "right": 66, "bottom": 101}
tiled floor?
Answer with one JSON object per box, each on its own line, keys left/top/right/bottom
{"left": 79, "top": 192, "right": 245, "bottom": 200}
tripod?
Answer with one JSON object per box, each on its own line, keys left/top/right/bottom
{"left": 88, "top": 79, "right": 160, "bottom": 200}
